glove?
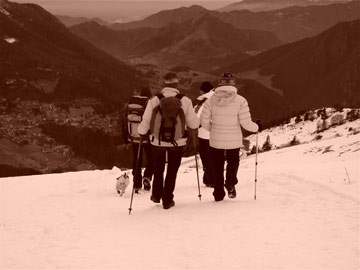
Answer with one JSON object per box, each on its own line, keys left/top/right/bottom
{"left": 139, "top": 133, "right": 149, "bottom": 142}
{"left": 187, "top": 128, "right": 199, "bottom": 149}
{"left": 183, "top": 128, "right": 199, "bottom": 157}
{"left": 256, "top": 120, "right": 262, "bottom": 132}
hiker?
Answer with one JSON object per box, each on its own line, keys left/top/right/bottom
{"left": 193, "top": 81, "right": 215, "bottom": 188}
{"left": 138, "top": 72, "right": 199, "bottom": 209}
{"left": 126, "top": 87, "right": 154, "bottom": 193}
{"left": 200, "top": 72, "right": 259, "bottom": 201}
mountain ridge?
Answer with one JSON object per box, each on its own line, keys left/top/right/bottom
{"left": 225, "top": 19, "right": 360, "bottom": 109}
{"left": 108, "top": 1, "right": 360, "bottom": 43}
{"left": 70, "top": 13, "right": 282, "bottom": 70}
{"left": 0, "top": 0, "right": 144, "bottom": 104}
{"left": 218, "top": 0, "right": 352, "bottom": 12}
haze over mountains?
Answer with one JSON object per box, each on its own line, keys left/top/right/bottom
{"left": 0, "top": 0, "right": 143, "bottom": 104}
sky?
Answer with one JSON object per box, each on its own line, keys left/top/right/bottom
{"left": 12, "top": 0, "right": 234, "bottom": 21}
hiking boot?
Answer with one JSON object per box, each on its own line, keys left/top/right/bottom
{"left": 143, "top": 177, "right": 151, "bottom": 191}
{"left": 225, "top": 185, "right": 236, "bottom": 199}
{"left": 163, "top": 200, "right": 175, "bottom": 209}
{"left": 150, "top": 195, "right": 160, "bottom": 203}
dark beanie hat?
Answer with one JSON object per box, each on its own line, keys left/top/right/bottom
{"left": 200, "top": 81, "right": 214, "bottom": 93}
{"left": 163, "top": 72, "right": 179, "bottom": 84}
{"left": 140, "top": 86, "right": 152, "bottom": 98}
{"left": 219, "top": 72, "right": 235, "bottom": 86}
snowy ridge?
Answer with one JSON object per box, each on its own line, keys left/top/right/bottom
{"left": 4, "top": 37, "right": 16, "bottom": 44}
{"left": 0, "top": 6, "right": 10, "bottom": 16}
{"left": 1, "top": 108, "right": 359, "bottom": 270}
{"left": 247, "top": 108, "right": 359, "bottom": 150}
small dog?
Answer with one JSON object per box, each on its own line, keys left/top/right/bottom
{"left": 115, "top": 172, "right": 130, "bottom": 196}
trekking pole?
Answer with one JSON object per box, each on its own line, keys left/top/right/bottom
{"left": 129, "top": 136, "right": 143, "bottom": 215}
{"left": 254, "top": 132, "right": 259, "bottom": 200}
{"left": 194, "top": 153, "right": 202, "bottom": 201}
{"left": 192, "top": 132, "right": 202, "bottom": 201}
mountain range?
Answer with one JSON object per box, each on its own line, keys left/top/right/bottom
{"left": 70, "top": 14, "right": 282, "bottom": 71}
{"left": 56, "top": 15, "right": 110, "bottom": 27}
{"left": 1, "top": 0, "right": 360, "bottom": 124}
{"left": 225, "top": 19, "right": 360, "bottom": 110}
{"left": 0, "top": 0, "right": 144, "bottom": 105}
{"left": 109, "top": 2, "right": 360, "bottom": 43}
{"left": 218, "top": 0, "right": 352, "bottom": 12}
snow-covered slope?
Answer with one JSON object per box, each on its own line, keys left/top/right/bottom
{"left": 1, "top": 110, "right": 359, "bottom": 270}
{"left": 248, "top": 108, "right": 359, "bottom": 149}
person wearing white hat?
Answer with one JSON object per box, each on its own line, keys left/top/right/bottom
{"left": 200, "top": 72, "right": 259, "bottom": 201}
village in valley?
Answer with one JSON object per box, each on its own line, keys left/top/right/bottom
{"left": 0, "top": 98, "right": 122, "bottom": 174}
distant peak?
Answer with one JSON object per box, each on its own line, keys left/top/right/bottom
{"left": 188, "top": 5, "right": 207, "bottom": 10}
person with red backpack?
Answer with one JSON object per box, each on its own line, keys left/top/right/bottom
{"left": 138, "top": 72, "right": 199, "bottom": 209}
{"left": 200, "top": 72, "right": 259, "bottom": 201}
{"left": 126, "top": 87, "right": 154, "bottom": 193}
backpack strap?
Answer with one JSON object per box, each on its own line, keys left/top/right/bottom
{"left": 156, "top": 93, "right": 165, "bottom": 100}
{"left": 175, "top": 94, "right": 186, "bottom": 139}
{"left": 194, "top": 98, "right": 207, "bottom": 114}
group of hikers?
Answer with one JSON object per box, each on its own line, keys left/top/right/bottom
{"left": 123, "top": 71, "right": 259, "bottom": 209}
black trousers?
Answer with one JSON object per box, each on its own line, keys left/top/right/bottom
{"left": 210, "top": 147, "right": 240, "bottom": 200}
{"left": 152, "top": 145, "right": 183, "bottom": 204}
{"left": 198, "top": 138, "right": 214, "bottom": 185}
{"left": 132, "top": 142, "right": 153, "bottom": 189}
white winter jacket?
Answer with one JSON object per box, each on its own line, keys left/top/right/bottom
{"left": 200, "top": 85, "right": 258, "bottom": 149}
{"left": 138, "top": 87, "right": 199, "bottom": 147}
{"left": 195, "top": 90, "right": 214, "bottom": 140}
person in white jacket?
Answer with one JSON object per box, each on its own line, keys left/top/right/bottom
{"left": 138, "top": 72, "right": 199, "bottom": 209}
{"left": 200, "top": 72, "right": 259, "bottom": 201}
{"left": 193, "top": 81, "right": 215, "bottom": 187}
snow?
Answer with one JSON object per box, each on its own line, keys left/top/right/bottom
{"left": 0, "top": 6, "right": 10, "bottom": 16}
{"left": 4, "top": 37, "right": 16, "bottom": 44}
{"left": 1, "top": 118, "right": 360, "bottom": 270}
{"left": 248, "top": 108, "right": 358, "bottom": 149}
